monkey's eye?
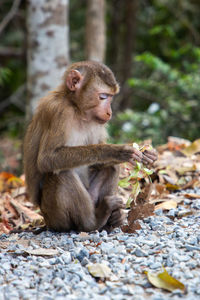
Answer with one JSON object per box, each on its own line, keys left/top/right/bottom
{"left": 99, "top": 93, "right": 109, "bottom": 100}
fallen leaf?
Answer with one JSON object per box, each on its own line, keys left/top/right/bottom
{"left": 0, "top": 172, "right": 14, "bottom": 180}
{"left": 167, "top": 136, "right": 191, "bottom": 151}
{"left": 155, "top": 200, "right": 177, "bottom": 211}
{"left": 12, "top": 187, "right": 27, "bottom": 198}
{"left": 136, "top": 184, "right": 153, "bottom": 205}
{"left": 145, "top": 267, "right": 185, "bottom": 292}
{"left": 87, "top": 263, "right": 112, "bottom": 279}
{"left": 182, "top": 193, "right": 200, "bottom": 199}
{"left": 78, "top": 232, "right": 90, "bottom": 241}
{"left": 175, "top": 164, "right": 197, "bottom": 175}
{"left": 24, "top": 248, "right": 59, "bottom": 256}
{"left": 122, "top": 202, "right": 154, "bottom": 233}
{"left": 10, "top": 198, "right": 43, "bottom": 223}
{"left": 181, "top": 178, "right": 198, "bottom": 190}
{"left": 121, "top": 220, "right": 141, "bottom": 233}
{"left": 165, "top": 183, "right": 180, "bottom": 191}
{"left": 181, "top": 139, "right": 200, "bottom": 156}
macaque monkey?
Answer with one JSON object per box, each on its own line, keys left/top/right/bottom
{"left": 24, "top": 61, "right": 157, "bottom": 232}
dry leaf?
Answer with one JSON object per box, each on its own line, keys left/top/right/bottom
{"left": 10, "top": 198, "right": 43, "bottom": 223}
{"left": 155, "top": 200, "right": 177, "bottom": 211}
{"left": 181, "top": 139, "right": 200, "bottom": 156}
{"left": 24, "top": 248, "right": 58, "bottom": 256}
{"left": 87, "top": 263, "right": 112, "bottom": 279}
{"left": 145, "top": 267, "right": 185, "bottom": 292}
{"left": 78, "top": 232, "right": 90, "bottom": 241}
{"left": 183, "top": 193, "right": 200, "bottom": 199}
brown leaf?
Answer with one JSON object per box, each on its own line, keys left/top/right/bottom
{"left": 136, "top": 184, "right": 153, "bottom": 205}
{"left": 121, "top": 220, "right": 141, "bottom": 233}
{"left": 183, "top": 193, "right": 200, "bottom": 199}
{"left": 10, "top": 198, "right": 43, "bottom": 223}
{"left": 121, "top": 202, "right": 154, "bottom": 234}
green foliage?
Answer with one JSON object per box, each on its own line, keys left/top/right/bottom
{"left": 0, "top": 68, "right": 11, "bottom": 86}
{"left": 109, "top": 51, "right": 200, "bottom": 145}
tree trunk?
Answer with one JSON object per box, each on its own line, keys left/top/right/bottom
{"left": 118, "top": 0, "right": 138, "bottom": 111}
{"left": 85, "top": 0, "right": 106, "bottom": 62}
{"left": 26, "top": 0, "right": 69, "bottom": 119}
{"left": 107, "top": 0, "right": 138, "bottom": 113}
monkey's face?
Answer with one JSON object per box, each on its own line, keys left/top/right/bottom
{"left": 80, "top": 83, "right": 115, "bottom": 124}
{"left": 92, "top": 92, "right": 113, "bottom": 124}
{"left": 65, "top": 66, "right": 118, "bottom": 124}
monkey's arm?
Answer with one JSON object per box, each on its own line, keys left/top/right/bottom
{"left": 37, "top": 131, "right": 143, "bottom": 173}
{"left": 90, "top": 148, "right": 157, "bottom": 169}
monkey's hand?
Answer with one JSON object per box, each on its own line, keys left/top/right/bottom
{"left": 141, "top": 149, "right": 158, "bottom": 166}
{"left": 114, "top": 145, "right": 143, "bottom": 165}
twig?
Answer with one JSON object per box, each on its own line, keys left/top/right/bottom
{"left": 0, "top": 0, "right": 21, "bottom": 36}
{"left": 0, "top": 46, "right": 24, "bottom": 58}
{"left": 0, "top": 84, "right": 26, "bottom": 113}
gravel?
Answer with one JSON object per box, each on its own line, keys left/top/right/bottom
{"left": 0, "top": 189, "right": 200, "bottom": 299}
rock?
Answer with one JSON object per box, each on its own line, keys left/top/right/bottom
{"left": 133, "top": 248, "right": 148, "bottom": 257}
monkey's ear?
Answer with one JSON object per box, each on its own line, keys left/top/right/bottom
{"left": 66, "top": 70, "right": 83, "bottom": 91}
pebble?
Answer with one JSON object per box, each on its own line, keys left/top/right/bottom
{"left": 133, "top": 248, "right": 148, "bottom": 257}
{"left": 0, "top": 190, "right": 200, "bottom": 299}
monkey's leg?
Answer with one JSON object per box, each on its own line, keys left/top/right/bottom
{"left": 88, "top": 165, "right": 125, "bottom": 230}
{"left": 88, "top": 165, "right": 120, "bottom": 203}
{"left": 40, "top": 171, "right": 122, "bottom": 232}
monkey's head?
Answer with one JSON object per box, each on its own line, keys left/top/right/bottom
{"left": 63, "top": 61, "right": 120, "bottom": 124}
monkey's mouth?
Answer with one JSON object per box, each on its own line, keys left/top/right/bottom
{"left": 95, "top": 117, "right": 108, "bottom": 124}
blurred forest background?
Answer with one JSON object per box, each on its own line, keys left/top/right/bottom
{"left": 0, "top": 0, "right": 200, "bottom": 173}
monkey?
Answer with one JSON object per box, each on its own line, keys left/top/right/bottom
{"left": 23, "top": 61, "right": 157, "bottom": 232}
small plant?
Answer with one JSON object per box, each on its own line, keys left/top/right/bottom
{"left": 118, "top": 143, "right": 154, "bottom": 208}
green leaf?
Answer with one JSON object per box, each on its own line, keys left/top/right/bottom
{"left": 143, "top": 168, "right": 154, "bottom": 176}
{"left": 118, "top": 178, "right": 130, "bottom": 188}
{"left": 126, "top": 197, "right": 133, "bottom": 208}
{"left": 131, "top": 181, "right": 141, "bottom": 199}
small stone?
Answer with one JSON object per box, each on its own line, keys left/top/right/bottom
{"left": 76, "top": 248, "right": 89, "bottom": 262}
{"left": 171, "top": 289, "right": 184, "bottom": 296}
{"left": 166, "top": 257, "right": 174, "bottom": 267}
{"left": 155, "top": 209, "right": 163, "bottom": 216}
{"left": 81, "top": 257, "right": 90, "bottom": 266}
{"left": 195, "top": 289, "right": 200, "bottom": 295}
{"left": 187, "top": 237, "right": 198, "bottom": 245}
{"left": 166, "top": 209, "right": 177, "bottom": 218}
{"left": 2, "top": 262, "right": 11, "bottom": 270}
{"left": 53, "top": 277, "right": 64, "bottom": 288}
{"left": 149, "top": 262, "right": 162, "bottom": 269}
{"left": 178, "top": 255, "right": 191, "bottom": 262}
{"left": 185, "top": 272, "right": 194, "bottom": 279}
{"left": 29, "top": 241, "right": 39, "bottom": 249}
{"left": 100, "top": 230, "right": 107, "bottom": 238}
{"left": 61, "top": 252, "right": 71, "bottom": 264}
{"left": 185, "top": 245, "right": 200, "bottom": 251}
{"left": 187, "top": 262, "right": 196, "bottom": 269}
{"left": 191, "top": 200, "right": 200, "bottom": 209}
{"left": 133, "top": 248, "right": 148, "bottom": 257}
{"left": 100, "top": 242, "right": 114, "bottom": 253}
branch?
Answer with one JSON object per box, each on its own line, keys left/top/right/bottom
{"left": 0, "top": 46, "right": 24, "bottom": 58}
{"left": 0, "top": 84, "right": 26, "bottom": 113}
{"left": 0, "top": 0, "right": 21, "bottom": 36}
